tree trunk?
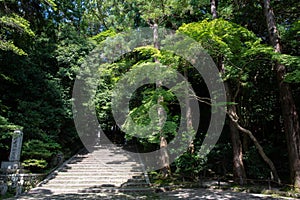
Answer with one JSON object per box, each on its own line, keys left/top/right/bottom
{"left": 210, "top": 0, "right": 246, "bottom": 185}
{"left": 184, "top": 67, "right": 194, "bottom": 153}
{"left": 230, "top": 120, "right": 246, "bottom": 185}
{"left": 263, "top": 0, "right": 300, "bottom": 191}
{"left": 226, "top": 83, "right": 247, "bottom": 185}
{"left": 210, "top": 0, "right": 218, "bottom": 19}
{"left": 153, "top": 21, "right": 170, "bottom": 176}
{"left": 153, "top": 23, "right": 159, "bottom": 52}
{"left": 228, "top": 114, "right": 281, "bottom": 184}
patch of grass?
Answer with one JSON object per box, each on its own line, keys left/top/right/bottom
{"left": 0, "top": 191, "right": 14, "bottom": 200}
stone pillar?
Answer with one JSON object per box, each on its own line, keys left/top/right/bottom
{"left": 0, "top": 130, "right": 24, "bottom": 197}
{"left": 9, "top": 130, "right": 23, "bottom": 162}
{"left": 1, "top": 130, "right": 23, "bottom": 170}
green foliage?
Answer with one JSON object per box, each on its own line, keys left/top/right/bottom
{"left": 111, "top": 62, "right": 181, "bottom": 144}
{"left": 0, "top": 115, "right": 21, "bottom": 131}
{"left": 95, "top": 44, "right": 184, "bottom": 144}
{"left": 131, "top": 0, "right": 173, "bottom": 22}
{"left": 22, "top": 139, "right": 61, "bottom": 171}
{"left": 83, "top": 0, "right": 143, "bottom": 32}
{"left": 22, "top": 159, "right": 48, "bottom": 169}
{"left": 178, "top": 18, "right": 290, "bottom": 182}
{"left": 285, "top": 70, "right": 300, "bottom": 83}
{"left": 56, "top": 23, "right": 95, "bottom": 82}
{"left": 178, "top": 18, "right": 275, "bottom": 91}
{"left": 280, "top": 20, "right": 300, "bottom": 83}
{"left": 174, "top": 152, "right": 207, "bottom": 178}
{"left": 0, "top": 14, "right": 35, "bottom": 37}
{"left": 0, "top": 40, "right": 26, "bottom": 55}
{"left": 273, "top": 54, "right": 300, "bottom": 69}
{"left": 22, "top": 139, "right": 61, "bottom": 159}
{"left": 243, "top": 146, "right": 270, "bottom": 179}
{"left": 134, "top": 46, "right": 160, "bottom": 59}
{"left": 0, "top": 3, "right": 93, "bottom": 171}
{"left": 91, "top": 29, "right": 117, "bottom": 44}
{"left": 43, "top": 0, "right": 57, "bottom": 11}
{"left": 178, "top": 19, "right": 263, "bottom": 58}
{"left": 0, "top": 0, "right": 298, "bottom": 186}
{"left": 0, "top": 13, "right": 35, "bottom": 55}
{"left": 0, "top": 114, "right": 22, "bottom": 153}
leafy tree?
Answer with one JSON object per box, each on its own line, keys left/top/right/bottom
{"left": 0, "top": 0, "right": 93, "bottom": 171}
{"left": 82, "top": 0, "right": 144, "bottom": 33}
{"left": 281, "top": 20, "right": 300, "bottom": 83}
{"left": 262, "top": 0, "right": 300, "bottom": 191}
{"left": 179, "top": 18, "right": 281, "bottom": 184}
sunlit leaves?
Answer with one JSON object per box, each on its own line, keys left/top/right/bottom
{"left": 91, "top": 29, "right": 117, "bottom": 44}
{"left": 0, "top": 14, "right": 35, "bottom": 55}
{"left": 178, "top": 18, "right": 275, "bottom": 87}
{"left": 0, "top": 14, "right": 35, "bottom": 37}
{"left": 22, "top": 159, "right": 48, "bottom": 169}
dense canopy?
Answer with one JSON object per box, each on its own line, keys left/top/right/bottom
{"left": 0, "top": 0, "right": 299, "bottom": 193}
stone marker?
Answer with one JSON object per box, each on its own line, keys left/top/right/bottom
{"left": 0, "top": 130, "right": 24, "bottom": 197}
{"left": 9, "top": 130, "right": 23, "bottom": 162}
{"left": 1, "top": 130, "right": 23, "bottom": 170}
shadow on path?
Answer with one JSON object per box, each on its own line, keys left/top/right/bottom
{"left": 158, "top": 188, "right": 295, "bottom": 200}
{"left": 8, "top": 188, "right": 297, "bottom": 200}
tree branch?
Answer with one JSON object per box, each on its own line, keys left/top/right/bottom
{"left": 228, "top": 111, "right": 281, "bottom": 184}
{"left": 192, "top": 93, "right": 281, "bottom": 184}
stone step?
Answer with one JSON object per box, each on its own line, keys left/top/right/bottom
{"left": 40, "top": 184, "right": 123, "bottom": 188}
{"left": 63, "top": 166, "right": 143, "bottom": 170}
{"left": 65, "top": 162, "right": 142, "bottom": 166}
{"left": 28, "top": 145, "right": 150, "bottom": 195}
{"left": 56, "top": 171, "right": 145, "bottom": 176}
{"left": 88, "top": 154, "right": 134, "bottom": 157}
{"left": 59, "top": 169, "right": 143, "bottom": 173}
{"left": 70, "top": 159, "right": 138, "bottom": 162}
{"left": 70, "top": 160, "right": 141, "bottom": 163}
{"left": 63, "top": 165, "right": 142, "bottom": 168}
{"left": 30, "top": 187, "right": 152, "bottom": 194}
{"left": 39, "top": 182, "right": 149, "bottom": 189}
{"left": 59, "top": 176, "right": 145, "bottom": 181}
{"left": 87, "top": 152, "right": 131, "bottom": 155}
{"left": 75, "top": 157, "right": 135, "bottom": 161}
{"left": 44, "top": 179, "right": 147, "bottom": 185}
{"left": 55, "top": 174, "right": 145, "bottom": 179}
{"left": 72, "top": 159, "right": 141, "bottom": 165}
{"left": 80, "top": 187, "right": 152, "bottom": 193}
{"left": 66, "top": 164, "right": 142, "bottom": 167}
{"left": 59, "top": 168, "right": 143, "bottom": 172}
{"left": 83, "top": 157, "right": 137, "bottom": 161}
{"left": 69, "top": 162, "right": 140, "bottom": 165}
{"left": 48, "top": 175, "right": 145, "bottom": 179}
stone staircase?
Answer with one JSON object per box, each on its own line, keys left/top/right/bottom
{"left": 29, "top": 145, "right": 151, "bottom": 195}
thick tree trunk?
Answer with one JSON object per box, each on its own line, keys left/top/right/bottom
{"left": 226, "top": 83, "right": 247, "bottom": 185}
{"left": 211, "top": 0, "right": 246, "bottom": 184}
{"left": 263, "top": 0, "right": 300, "bottom": 191}
{"left": 230, "top": 120, "right": 246, "bottom": 185}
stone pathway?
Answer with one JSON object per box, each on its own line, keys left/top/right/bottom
{"left": 25, "top": 145, "right": 150, "bottom": 195}
{"left": 5, "top": 145, "right": 298, "bottom": 199}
